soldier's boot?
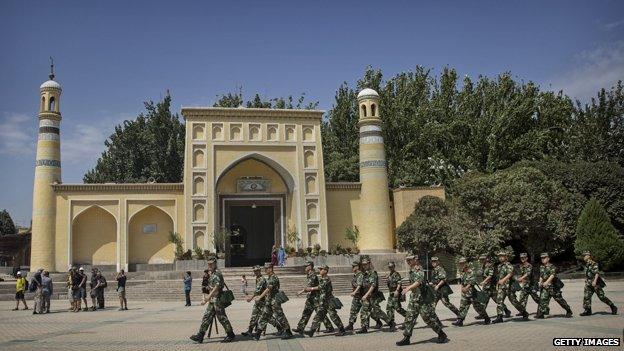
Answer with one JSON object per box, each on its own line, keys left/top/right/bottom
{"left": 437, "top": 331, "right": 449, "bottom": 344}
{"left": 521, "top": 311, "right": 529, "bottom": 320}
{"left": 323, "top": 326, "right": 335, "bottom": 333}
{"left": 388, "top": 320, "right": 396, "bottom": 331}
{"left": 396, "top": 336, "right": 411, "bottom": 346}
{"left": 452, "top": 318, "right": 463, "bottom": 326}
{"left": 474, "top": 314, "right": 485, "bottom": 320}
{"left": 221, "top": 331, "right": 235, "bottom": 343}
{"left": 276, "top": 328, "right": 285, "bottom": 337}
{"left": 491, "top": 315, "right": 504, "bottom": 324}
{"left": 355, "top": 327, "right": 368, "bottom": 334}
{"left": 579, "top": 308, "right": 591, "bottom": 316}
{"left": 564, "top": 309, "right": 573, "bottom": 318}
{"left": 292, "top": 327, "right": 304, "bottom": 335}
{"left": 610, "top": 305, "right": 618, "bottom": 315}
{"left": 535, "top": 312, "right": 545, "bottom": 319}
{"left": 252, "top": 330, "right": 262, "bottom": 341}
{"left": 515, "top": 312, "right": 524, "bottom": 317}
{"left": 504, "top": 308, "right": 511, "bottom": 318}
{"left": 483, "top": 315, "right": 491, "bottom": 325}
{"left": 241, "top": 326, "right": 254, "bottom": 337}
{"left": 372, "top": 319, "right": 382, "bottom": 329}
{"left": 344, "top": 323, "right": 354, "bottom": 331}
{"left": 189, "top": 332, "right": 205, "bottom": 344}
{"left": 303, "top": 329, "right": 315, "bottom": 337}
{"left": 280, "top": 329, "right": 293, "bottom": 340}
{"left": 336, "top": 327, "right": 346, "bottom": 336}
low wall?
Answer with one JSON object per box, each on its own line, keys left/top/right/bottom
{"left": 175, "top": 259, "right": 225, "bottom": 270}
{"left": 286, "top": 253, "right": 407, "bottom": 272}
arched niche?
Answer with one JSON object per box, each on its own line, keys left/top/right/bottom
{"left": 304, "top": 150, "right": 315, "bottom": 168}
{"left": 212, "top": 125, "right": 223, "bottom": 140}
{"left": 194, "top": 203, "right": 205, "bottom": 222}
{"left": 308, "top": 228, "right": 319, "bottom": 246}
{"left": 72, "top": 206, "right": 117, "bottom": 265}
{"left": 193, "top": 176, "right": 205, "bottom": 195}
{"left": 249, "top": 125, "right": 260, "bottom": 141}
{"left": 285, "top": 126, "right": 295, "bottom": 141}
{"left": 193, "top": 149, "right": 205, "bottom": 168}
{"left": 195, "top": 230, "right": 205, "bottom": 250}
{"left": 303, "top": 127, "right": 314, "bottom": 141}
{"left": 305, "top": 175, "right": 317, "bottom": 194}
{"left": 230, "top": 125, "right": 242, "bottom": 140}
{"left": 128, "top": 206, "right": 174, "bottom": 264}
{"left": 306, "top": 201, "right": 318, "bottom": 220}
{"left": 193, "top": 124, "right": 205, "bottom": 140}
{"left": 267, "top": 126, "right": 278, "bottom": 141}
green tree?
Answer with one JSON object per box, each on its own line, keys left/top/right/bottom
{"left": 395, "top": 196, "right": 450, "bottom": 253}
{"left": 84, "top": 93, "right": 185, "bottom": 183}
{"left": 575, "top": 198, "right": 624, "bottom": 271}
{"left": 214, "top": 91, "right": 318, "bottom": 109}
{"left": 0, "top": 209, "right": 16, "bottom": 235}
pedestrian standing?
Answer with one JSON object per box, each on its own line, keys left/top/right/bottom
{"left": 271, "top": 245, "right": 278, "bottom": 266}
{"left": 184, "top": 271, "right": 192, "bottom": 306}
{"left": 241, "top": 274, "right": 248, "bottom": 296}
{"left": 12, "top": 271, "right": 29, "bottom": 311}
{"left": 72, "top": 267, "right": 83, "bottom": 312}
{"left": 78, "top": 267, "right": 88, "bottom": 311}
{"left": 278, "top": 246, "right": 286, "bottom": 267}
{"left": 116, "top": 269, "right": 128, "bottom": 311}
{"left": 31, "top": 268, "right": 44, "bottom": 315}
{"left": 89, "top": 268, "right": 99, "bottom": 311}
{"left": 95, "top": 271, "right": 107, "bottom": 309}
{"left": 41, "top": 271, "right": 53, "bottom": 313}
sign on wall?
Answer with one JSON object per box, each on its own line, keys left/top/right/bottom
{"left": 143, "top": 223, "right": 157, "bottom": 234}
{"left": 237, "top": 177, "right": 271, "bottom": 192}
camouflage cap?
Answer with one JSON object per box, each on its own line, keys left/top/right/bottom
{"left": 458, "top": 257, "right": 467, "bottom": 264}
{"left": 405, "top": 254, "right": 415, "bottom": 260}
{"left": 388, "top": 261, "right": 395, "bottom": 267}
{"left": 478, "top": 254, "right": 487, "bottom": 260}
{"left": 540, "top": 252, "right": 549, "bottom": 258}
{"left": 207, "top": 257, "right": 217, "bottom": 264}
{"left": 496, "top": 251, "right": 508, "bottom": 256}
{"left": 351, "top": 261, "right": 360, "bottom": 267}
{"left": 430, "top": 256, "right": 439, "bottom": 261}
{"left": 264, "top": 263, "right": 274, "bottom": 269}
{"left": 319, "top": 264, "right": 329, "bottom": 271}
{"left": 305, "top": 260, "right": 314, "bottom": 267}
{"left": 360, "top": 257, "right": 371, "bottom": 264}
{"left": 519, "top": 253, "right": 528, "bottom": 258}
{"left": 582, "top": 250, "right": 591, "bottom": 256}
{"left": 252, "top": 265, "right": 262, "bottom": 272}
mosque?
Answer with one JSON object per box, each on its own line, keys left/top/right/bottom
{"left": 29, "top": 66, "right": 444, "bottom": 272}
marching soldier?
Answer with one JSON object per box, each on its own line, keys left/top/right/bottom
{"left": 241, "top": 266, "right": 282, "bottom": 337}
{"left": 453, "top": 257, "right": 490, "bottom": 326}
{"left": 516, "top": 253, "right": 540, "bottom": 314}
{"left": 346, "top": 261, "right": 363, "bottom": 331}
{"left": 303, "top": 265, "right": 346, "bottom": 337}
{"left": 492, "top": 251, "right": 529, "bottom": 323}
{"left": 396, "top": 255, "right": 448, "bottom": 346}
{"left": 190, "top": 257, "right": 236, "bottom": 344}
{"left": 580, "top": 251, "right": 617, "bottom": 316}
{"left": 430, "top": 257, "right": 460, "bottom": 317}
{"left": 536, "top": 253, "right": 573, "bottom": 319}
{"left": 478, "top": 254, "right": 511, "bottom": 319}
{"left": 253, "top": 264, "right": 293, "bottom": 340}
{"left": 385, "top": 261, "right": 407, "bottom": 330}
{"left": 293, "top": 261, "right": 334, "bottom": 334}
{"left": 357, "top": 257, "right": 391, "bottom": 333}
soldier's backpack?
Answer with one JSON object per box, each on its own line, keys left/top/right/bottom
{"left": 475, "top": 286, "right": 489, "bottom": 304}
{"left": 553, "top": 278, "right": 565, "bottom": 290}
{"left": 218, "top": 280, "right": 235, "bottom": 308}
{"left": 275, "top": 290, "right": 289, "bottom": 304}
{"left": 420, "top": 284, "right": 436, "bottom": 304}
{"left": 439, "top": 284, "right": 453, "bottom": 296}
{"left": 330, "top": 297, "right": 343, "bottom": 309}
{"left": 510, "top": 280, "right": 522, "bottom": 292}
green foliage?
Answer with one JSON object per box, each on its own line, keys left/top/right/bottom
{"left": 213, "top": 90, "right": 318, "bottom": 109}
{"left": 286, "top": 226, "right": 300, "bottom": 249}
{"left": 168, "top": 231, "right": 185, "bottom": 260}
{"left": 84, "top": 93, "right": 185, "bottom": 183}
{"left": 575, "top": 199, "right": 624, "bottom": 271}
{"left": 212, "top": 228, "right": 231, "bottom": 254}
{"left": 0, "top": 209, "right": 16, "bottom": 235}
{"left": 193, "top": 247, "right": 205, "bottom": 260}
{"left": 344, "top": 226, "right": 359, "bottom": 249}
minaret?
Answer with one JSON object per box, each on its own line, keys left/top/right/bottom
{"left": 357, "top": 88, "right": 393, "bottom": 253}
{"left": 31, "top": 59, "right": 62, "bottom": 271}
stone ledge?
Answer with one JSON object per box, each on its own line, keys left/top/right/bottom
{"left": 181, "top": 107, "right": 324, "bottom": 120}
{"left": 52, "top": 183, "right": 184, "bottom": 192}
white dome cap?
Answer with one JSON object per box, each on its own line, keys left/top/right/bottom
{"left": 40, "top": 79, "right": 61, "bottom": 91}
{"left": 357, "top": 88, "right": 379, "bottom": 100}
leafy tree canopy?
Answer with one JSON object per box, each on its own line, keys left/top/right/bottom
{"left": 575, "top": 198, "right": 624, "bottom": 271}
{"left": 0, "top": 209, "right": 16, "bottom": 235}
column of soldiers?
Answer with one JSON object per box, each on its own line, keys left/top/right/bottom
{"left": 189, "top": 250, "right": 617, "bottom": 345}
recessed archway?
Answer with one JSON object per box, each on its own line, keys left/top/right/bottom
{"left": 72, "top": 206, "right": 117, "bottom": 265}
{"left": 128, "top": 206, "right": 174, "bottom": 264}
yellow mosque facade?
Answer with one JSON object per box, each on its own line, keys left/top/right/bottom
{"left": 29, "top": 71, "right": 445, "bottom": 272}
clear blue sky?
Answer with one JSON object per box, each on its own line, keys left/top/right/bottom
{"left": 1, "top": 0, "right": 623, "bottom": 226}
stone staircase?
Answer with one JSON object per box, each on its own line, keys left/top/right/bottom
{"left": 0, "top": 266, "right": 398, "bottom": 302}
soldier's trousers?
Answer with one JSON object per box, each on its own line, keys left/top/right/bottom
{"left": 360, "top": 297, "right": 389, "bottom": 328}
{"left": 518, "top": 286, "right": 540, "bottom": 309}
{"left": 386, "top": 293, "right": 407, "bottom": 322}
{"left": 248, "top": 300, "right": 280, "bottom": 331}
{"left": 296, "top": 296, "right": 333, "bottom": 330}
{"left": 198, "top": 301, "right": 233, "bottom": 335}
{"left": 348, "top": 296, "right": 362, "bottom": 324}
{"left": 258, "top": 298, "right": 290, "bottom": 332}
{"left": 458, "top": 292, "right": 487, "bottom": 320}
{"left": 538, "top": 287, "right": 571, "bottom": 315}
{"left": 434, "top": 291, "right": 460, "bottom": 316}
{"left": 483, "top": 287, "right": 506, "bottom": 312}
{"left": 403, "top": 298, "right": 443, "bottom": 338}
{"left": 583, "top": 285, "right": 614, "bottom": 310}
{"left": 496, "top": 286, "right": 526, "bottom": 316}
{"left": 311, "top": 298, "right": 344, "bottom": 330}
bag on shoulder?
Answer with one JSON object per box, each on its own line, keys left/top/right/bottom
{"left": 330, "top": 297, "right": 343, "bottom": 310}
{"left": 219, "top": 290, "right": 235, "bottom": 308}
{"left": 28, "top": 279, "right": 37, "bottom": 292}
{"left": 552, "top": 278, "right": 564, "bottom": 290}
{"left": 439, "top": 284, "right": 453, "bottom": 296}
{"left": 475, "top": 287, "right": 489, "bottom": 304}
{"left": 275, "top": 290, "right": 289, "bottom": 304}
{"left": 510, "top": 280, "right": 522, "bottom": 292}
{"left": 420, "top": 284, "right": 436, "bottom": 304}
{"left": 376, "top": 290, "right": 385, "bottom": 301}
{"left": 24, "top": 279, "right": 29, "bottom": 292}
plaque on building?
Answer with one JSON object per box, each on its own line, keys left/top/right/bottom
{"left": 237, "top": 177, "right": 271, "bottom": 192}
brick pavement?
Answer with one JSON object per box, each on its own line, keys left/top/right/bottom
{"left": 0, "top": 279, "right": 621, "bottom": 351}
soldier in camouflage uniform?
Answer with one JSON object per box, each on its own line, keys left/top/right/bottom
{"left": 356, "top": 257, "right": 390, "bottom": 334}
{"left": 492, "top": 251, "right": 528, "bottom": 323}
{"left": 536, "top": 253, "right": 572, "bottom": 319}
{"left": 345, "top": 261, "right": 363, "bottom": 331}
{"left": 253, "top": 264, "right": 294, "bottom": 340}
{"left": 452, "top": 257, "right": 490, "bottom": 326}
{"left": 580, "top": 251, "right": 617, "bottom": 316}
{"left": 241, "top": 266, "right": 282, "bottom": 337}
{"left": 190, "top": 258, "right": 235, "bottom": 344}
{"left": 303, "top": 265, "right": 346, "bottom": 337}
{"left": 293, "top": 261, "right": 334, "bottom": 334}
{"left": 396, "top": 255, "right": 448, "bottom": 346}
{"left": 477, "top": 254, "right": 511, "bottom": 319}
{"left": 516, "top": 253, "right": 540, "bottom": 315}
{"left": 385, "top": 261, "right": 406, "bottom": 330}
{"left": 430, "top": 257, "right": 460, "bottom": 317}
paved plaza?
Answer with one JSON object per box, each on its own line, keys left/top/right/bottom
{"left": 0, "top": 279, "right": 622, "bottom": 351}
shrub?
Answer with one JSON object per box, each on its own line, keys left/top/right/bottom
{"left": 193, "top": 247, "right": 205, "bottom": 260}
{"left": 344, "top": 226, "right": 359, "bottom": 249}
{"left": 168, "top": 231, "right": 185, "bottom": 260}
{"left": 575, "top": 198, "right": 624, "bottom": 271}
